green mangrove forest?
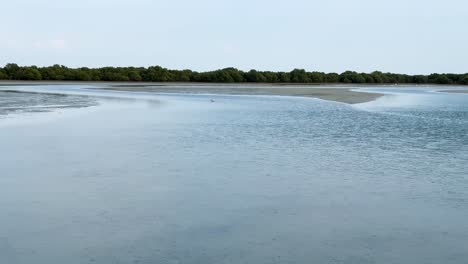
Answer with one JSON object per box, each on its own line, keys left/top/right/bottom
{"left": 1, "top": 63, "right": 467, "bottom": 84}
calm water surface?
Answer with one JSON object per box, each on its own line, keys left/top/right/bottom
{"left": 1, "top": 85, "right": 467, "bottom": 264}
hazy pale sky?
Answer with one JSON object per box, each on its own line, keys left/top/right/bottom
{"left": 1, "top": 0, "right": 467, "bottom": 74}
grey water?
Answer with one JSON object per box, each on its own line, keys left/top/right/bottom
{"left": 0, "top": 85, "right": 468, "bottom": 264}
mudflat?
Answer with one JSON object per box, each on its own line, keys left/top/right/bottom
{"left": 0, "top": 81, "right": 383, "bottom": 104}
{"left": 105, "top": 85, "right": 383, "bottom": 104}
{"left": 440, "top": 90, "right": 468, "bottom": 94}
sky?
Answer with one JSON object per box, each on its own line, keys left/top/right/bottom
{"left": 1, "top": 0, "right": 467, "bottom": 74}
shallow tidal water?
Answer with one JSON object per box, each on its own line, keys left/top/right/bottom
{"left": 0, "top": 85, "right": 467, "bottom": 264}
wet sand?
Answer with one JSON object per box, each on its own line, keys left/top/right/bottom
{"left": 440, "top": 90, "right": 468, "bottom": 94}
{"left": 0, "top": 81, "right": 384, "bottom": 104}
{"left": 105, "top": 85, "right": 383, "bottom": 104}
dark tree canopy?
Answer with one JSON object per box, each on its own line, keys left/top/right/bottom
{"left": 0, "top": 63, "right": 467, "bottom": 85}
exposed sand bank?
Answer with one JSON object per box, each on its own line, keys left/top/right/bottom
{"left": 0, "top": 81, "right": 384, "bottom": 104}
{"left": 105, "top": 85, "right": 383, "bottom": 104}
{"left": 439, "top": 90, "right": 468, "bottom": 94}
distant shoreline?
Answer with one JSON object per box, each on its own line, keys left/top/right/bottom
{"left": 2, "top": 81, "right": 467, "bottom": 104}
{"left": 0, "top": 81, "right": 388, "bottom": 104}
{"left": 0, "top": 80, "right": 465, "bottom": 87}
{"left": 1, "top": 63, "right": 467, "bottom": 85}
{"left": 438, "top": 90, "right": 468, "bottom": 94}
{"left": 99, "top": 85, "right": 383, "bottom": 104}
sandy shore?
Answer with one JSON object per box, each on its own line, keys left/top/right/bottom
{"left": 104, "top": 85, "right": 383, "bottom": 104}
{"left": 439, "top": 90, "right": 468, "bottom": 94}
{"left": 0, "top": 81, "right": 384, "bottom": 104}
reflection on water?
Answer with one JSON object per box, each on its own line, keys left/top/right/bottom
{"left": 0, "top": 85, "right": 467, "bottom": 264}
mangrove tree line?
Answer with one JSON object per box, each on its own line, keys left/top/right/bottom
{"left": 1, "top": 63, "right": 467, "bottom": 85}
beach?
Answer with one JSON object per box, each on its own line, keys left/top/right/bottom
{"left": 440, "top": 89, "right": 468, "bottom": 94}
{"left": 105, "top": 84, "right": 383, "bottom": 104}
{"left": 1, "top": 81, "right": 385, "bottom": 104}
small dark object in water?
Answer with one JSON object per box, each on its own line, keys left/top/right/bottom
{"left": 210, "top": 99, "right": 215, "bottom": 103}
